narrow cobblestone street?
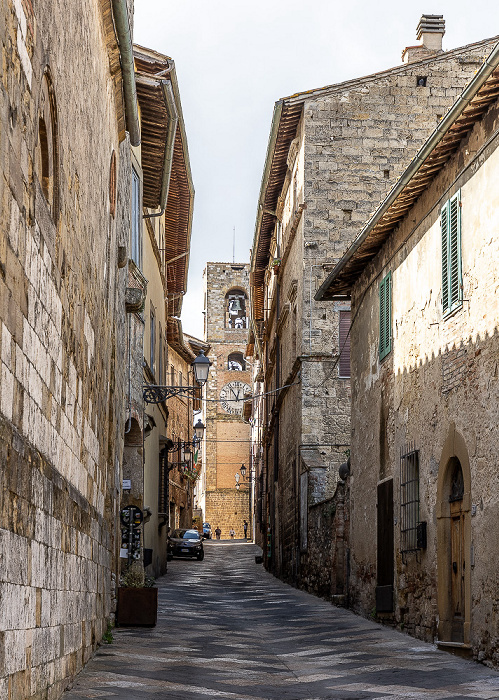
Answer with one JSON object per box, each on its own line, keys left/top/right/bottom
{"left": 63, "top": 542, "right": 499, "bottom": 700}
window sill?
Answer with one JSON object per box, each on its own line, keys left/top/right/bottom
{"left": 443, "top": 302, "right": 463, "bottom": 321}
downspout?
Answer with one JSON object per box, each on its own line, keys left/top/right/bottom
{"left": 316, "top": 39, "right": 499, "bottom": 300}
{"left": 143, "top": 80, "right": 178, "bottom": 219}
{"left": 112, "top": 0, "right": 140, "bottom": 147}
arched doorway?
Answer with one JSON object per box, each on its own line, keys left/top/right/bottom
{"left": 436, "top": 426, "right": 471, "bottom": 646}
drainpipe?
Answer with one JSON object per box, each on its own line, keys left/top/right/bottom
{"left": 143, "top": 80, "right": 178, "bottom": 219}
{"left": 112, "top": 0, "right": 140, "bottom": 147}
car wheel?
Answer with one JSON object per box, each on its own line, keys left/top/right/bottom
{"left": 196, "top": 551, "right": 204, "bottom": 561}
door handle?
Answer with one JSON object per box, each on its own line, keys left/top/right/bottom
{"left": 453, "top": 561, "right": 458, "bottom": 574}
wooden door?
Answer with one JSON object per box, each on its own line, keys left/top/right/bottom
{"left": 450, "top": 499, "right": 465, "bottom": 643}
{"left": 376, "top": 479, "right": 394, "bottom": 612}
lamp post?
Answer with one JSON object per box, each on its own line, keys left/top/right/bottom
{"left": 143, "top": 350, "right": 211, "bottom": 404}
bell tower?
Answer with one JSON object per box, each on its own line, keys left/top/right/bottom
{"left": 201, "top": 262, "right": 251, "bottom": 539}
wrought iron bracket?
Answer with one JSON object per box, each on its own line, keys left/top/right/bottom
{"left": 143, "top": 384, "right": 199, "bottom": 404}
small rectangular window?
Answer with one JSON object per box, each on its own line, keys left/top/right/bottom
{"left": 441, "top": 191, "right": 462, "bottom": 316}
{"left": 131, "top": 168, "right": 142, "bottom": 269}
{"left": 400, "top": 445, "right": 420, "bottom": 554}
{"left": 338, "top": 310, "right": 351, "bottom": 378}
{"left": 379, "top": 272, "right": 392, "bottom": 360}
{"left": 170, "top": 365, "right": 175, "bottom": 386}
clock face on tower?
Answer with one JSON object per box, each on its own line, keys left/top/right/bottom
{"left": 219, "top": 380, "right": 252, "bottom": 415}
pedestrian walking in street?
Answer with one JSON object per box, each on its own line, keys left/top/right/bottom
{"left": 215, "top": 526, "right": 221, "bottom": 539}
{"left": 243, "top": 520, "right": 248, "bottom": 539}
{"left": 229, "top": 527, "right": 235, "bottom": 539}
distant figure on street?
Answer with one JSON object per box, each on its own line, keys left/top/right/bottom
{"left": 243, "top": 520, "right": 248, "bottom": 539}
{"left": 229, "top": 527, "right": 235, "bottom": 539}
{"left": 215, "top": 526, "right": 221, "bottom": 539}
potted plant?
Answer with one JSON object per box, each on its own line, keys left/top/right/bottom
{"left": 116, "top": 562, "right": 158, "bottom": 627}
{"left": 270, "top": 257, "right": 281, "bottom": 274}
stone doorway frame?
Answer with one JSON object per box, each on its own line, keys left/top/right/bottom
{"left": 436, "top": 424, "right": 471, "bottom": 646}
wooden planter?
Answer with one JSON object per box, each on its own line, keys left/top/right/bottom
{"left": 117, "top": 587, "right": 158, "bottom": 627}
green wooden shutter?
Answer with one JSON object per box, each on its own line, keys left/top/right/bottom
{"left": 449, "top": 192, "right": 462, "bottom": 311}
{"left": 441, "top": 191, "right": 462, "bottom": 315}
{"left": 379, "top": 272, "right": 392, "bottom": 360}
{"left": 441, "top": 201, "right": 449, "bottom": 313}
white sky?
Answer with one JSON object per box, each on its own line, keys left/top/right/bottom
{"left": 134, "top": 1, "right": 499, "bottom": 339}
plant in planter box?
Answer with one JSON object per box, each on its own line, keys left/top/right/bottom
{"left": 117, "top": 562, "right": 158, "bottom": 627}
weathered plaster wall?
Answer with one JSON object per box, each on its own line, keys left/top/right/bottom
{"left": 0, "top": 0, "right": 128, "bottom": 695}
{"left": 349, "top": 96, "right": 499, "bottom": 663}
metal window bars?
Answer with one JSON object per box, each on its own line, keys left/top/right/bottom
{"left": 400, "top": 442, "right": 420, "bottom": 556}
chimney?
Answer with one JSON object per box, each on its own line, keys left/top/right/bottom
{"left": 402, "top": 14, "right": 445, "bottom": 64}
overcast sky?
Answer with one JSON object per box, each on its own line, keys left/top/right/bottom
{"left": 134, "top": 1, "right": 499, "bottom": 339}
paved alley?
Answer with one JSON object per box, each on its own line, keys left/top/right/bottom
{"left": 63, "top": 542, "right": 499, "bottom": 699}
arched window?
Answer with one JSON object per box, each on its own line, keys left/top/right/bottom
{"left": 225, "top": 289, "right": 247, "bottom": 329}
{"left": 35, "top": 69, "right": 58, "bottom": 218}
{"left": 228, "top": 352, "right": 245, "bottom": 371}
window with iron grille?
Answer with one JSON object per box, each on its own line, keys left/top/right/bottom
{"left": 400, "top": 444, "right": 420, "bottom": 553}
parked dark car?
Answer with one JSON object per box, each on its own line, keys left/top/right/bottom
{"left": 202, "top": 522, "right": 212, "bottom": 539}
{"left": 167, "top": 529, "right": 204, "bottom": 561}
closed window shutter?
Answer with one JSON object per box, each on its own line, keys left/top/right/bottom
{"left": 339, "top": 310, "right": 351, "bottom": 378}
{"left": 441, "top": 191, "right": 462, "bottom": 315}
{"left": 441, "top": 201, "right": 449, "bottom": 313}
{"left": 449, "top": 193, "right": 461, "bottom": 310}
{"left": 379, "top": 272, "right": 392, "bottom": 360}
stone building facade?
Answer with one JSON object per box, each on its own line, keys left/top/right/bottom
{"left": 202, "top": 263, "right": 251, "bottom": 539}
{"left": 316, "top": 39, "right": 499, "bottom": 664}
{"left": 121, "top": 45, "right": 197, "bottom": 579}
{"left": 248, "top": 17, "right": 498, "bottom": 597}
{"left": 0, "top": 0, "right": 136, "bottom": 696}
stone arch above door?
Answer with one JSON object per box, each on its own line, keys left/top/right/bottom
{"left": 436, "top": 424, "right": 471, "bottom": 646}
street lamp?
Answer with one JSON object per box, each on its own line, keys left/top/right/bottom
{"left": 191, "top": 350, "right": 211, "bottom": 386}
{"left": 143, "top": 350, "right": 212, "bottom": 404}
{"left": 193, "top": 418, "right": 205, "bottom": 443}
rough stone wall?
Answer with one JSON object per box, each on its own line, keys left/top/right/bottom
{"left": 349, "top": 94, "right": 499, "bottom": 663}
{"left": 300, "top": 481, "right": 349, "bottom": 601}
{"left": 0, "top": 0, "right": 127, "bottom": 696}
{"left": 259, "top": 35, "right": 498, "bottom": 592}
{"left": 203, "top": 263, "right": 251, "bottom": 538}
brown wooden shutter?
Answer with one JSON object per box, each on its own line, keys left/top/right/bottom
{"left": 339, "top": 310, "right": 351, "bottom": 378}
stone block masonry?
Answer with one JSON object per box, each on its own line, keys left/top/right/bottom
{"left": 0, "top": 0, "right": 129, "bottom": 696}
{"left": 202, "top": 263, "right": 252, "bottom": 539}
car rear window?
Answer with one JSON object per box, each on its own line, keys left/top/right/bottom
{"left": 172, "top": 529, "right": 200, "bottom": 539}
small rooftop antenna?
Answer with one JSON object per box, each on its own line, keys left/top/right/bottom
{"left": 233, "top": 226, "right": 236, "bottom": 263}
